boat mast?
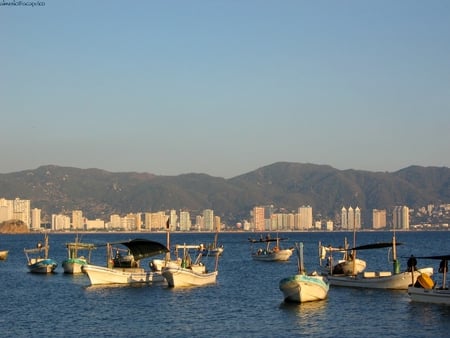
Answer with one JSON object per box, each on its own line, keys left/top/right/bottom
{"left": 296, "top": 242, "right": 305, "bottom": 274}
{"left": 352, "top": 222, "right": 356, "bottom": 275}
{"left": 392, "top": 229, "right": 400, "bottom": 274}
{"left": 44, "top": 232, "right": 49, "bottom": 259}
{"left": 166, "top": 217, "right": 171, "bottom": 261}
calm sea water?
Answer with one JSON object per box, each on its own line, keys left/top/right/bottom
{"left": 1, "top": 231, "right": 450, "bottom": 338}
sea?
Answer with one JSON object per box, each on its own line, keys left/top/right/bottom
{"left": 1, "top": 231, "right": 450, "bottom": 338}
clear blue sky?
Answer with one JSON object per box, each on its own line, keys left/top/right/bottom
{"left": 1, "top": 1, "right": 449, "bottom": 178}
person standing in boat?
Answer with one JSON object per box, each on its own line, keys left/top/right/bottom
{"left": 407, "top": 255, "right": 417, "bottom": 272}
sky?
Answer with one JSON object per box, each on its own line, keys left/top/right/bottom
{"left": 1, "top": 1, "right": 449, "bottom": 178}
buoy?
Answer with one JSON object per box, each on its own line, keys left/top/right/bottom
{"left": 417, "top": 273, "right": 434, "bottom": 289}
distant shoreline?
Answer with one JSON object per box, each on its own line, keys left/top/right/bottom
{"left": 2, "top": 228, "right": 449, "bottom": 235}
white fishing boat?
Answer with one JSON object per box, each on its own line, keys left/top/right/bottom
{"left": 319, "top": 238, "right": 366, "bottom": 275}
{"left": 162, "top": 244, "right": 219, "bottom": 287}
{"left": 324, "top": 234, "right": 433, "bottom": 290}
{"left": 62, "top": 236, "right": 96, "bottom": 274}
{"left": 24, "top": 233, "right": 57, "bottom": 273}
{"left": 408, "top": 254, "right": 450, "bottom": 305}
{"left": 280, "top": 242, "right": 329, "bottom": 303}
{"left": 249, "top": 235, "right": 294, "bottom": 262}
{"left": 82, "top": 238, "right": 168, "bottom": 286}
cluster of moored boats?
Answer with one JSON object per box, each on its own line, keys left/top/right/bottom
{"left": 248, "top": 233, "right": 450, "bottom": 305}
{"left": 19, "top": 231, "right": 222, "bottom": 288}
{"left": 2, "top": 231, "right": 449, "bottom": 305}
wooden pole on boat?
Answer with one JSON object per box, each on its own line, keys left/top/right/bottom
{"left": 166, "top": 217, "right": 171, "bottom": 261}
{"left": 44, "top": 232, "right": 49, "bottom": 259}
{"left": 352, "top": 224, "right": 357, "bottom": 275}
{"left": 299, "top": 242, "right": 305, "bottom": 274}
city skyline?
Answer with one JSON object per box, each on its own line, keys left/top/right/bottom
{"left": 2, "top": 1, "right": 450, "bottom": 178}
{"left": 2, "top": 197, "right": 448, "bottom": 232}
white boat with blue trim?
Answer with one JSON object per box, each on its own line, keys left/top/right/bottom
{"left": 24, "top": 233, "right": 57, "bottom": 274}
{"left": 280, "top": 242, "right": 329, "bottom": 303}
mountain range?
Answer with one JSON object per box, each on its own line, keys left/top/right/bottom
{"left": 1, "top": 162, "right": 449, "bottom": 227}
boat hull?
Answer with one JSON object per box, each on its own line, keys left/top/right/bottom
{"left": 162, "top": 267, "right": 218, "bottom": 287}
{"left": 327, "top": 268, "right": 433, "bottom": 290}
{"left": 280, "top": 274, "right": 329, "bottom": 303}
{"left": 82, "top": 264, "right": 165, "bottom": 285}
{"left": 62, "top": 258, "right": 88, "bottom": 274}
{"left": 408, "top": 286, "right": 450, "bottom": 305}
{"left": 28, "top": 259, "right": 58, "bottom": 274}
{"left": 252, "top": 249, "right": 294, "bottom": 262}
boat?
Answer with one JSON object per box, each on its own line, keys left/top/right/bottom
{"left": 0, "top": 250, "right": 8, "bottom": 261}
{"left": 161, "top": 243, "right": 219, "bottom": 287}
{"left": 408, "top": 254, "right": 450, "bottom": 305}
{"left": 319, "top": 238, "right": 366, "bottom": 275}
{"left": 62, "top": 236, "right": 96, "bottom": 274}
{"left": 24, "top": 233, "right": 57, "bottom": 273}
{"left": 323, "top": 234, "right": 433, "bottom": 290}
{"left": 198, "top": 223, "right": 224, "bottom": 257}
{"left": 198, "top": 243, "right": 224, "bottom": 257}
{"left": 82, "top": 238, "right": 169, "bottom": 286}
{"left": 248, "top": 234, "right": 294, "bottom": 261}
{"left": 280, "top": 242, "right": 329, "bottom": 303}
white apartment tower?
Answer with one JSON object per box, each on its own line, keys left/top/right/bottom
{"left": 298, "top": 205, "right": 313, "bottom": 230}
{"left": 179, "top": 211, "right": 191, "bottom": 231}
{"left": 203, "top": 209, "right": 214, "bottom": 231}
{"left": 72, "top": 210, "right": 84, "bottom": 231}
{"left": 393, "top": 206, "right": 410, "bottom": 230}
{"left": 341, "top": 207, "right": 348, "bottom": 229}
{"left": 31, "top": 208, "right": 41, "bottom": 230}
{"left": 341, "top": 206, "right": 361, "bottom": 230}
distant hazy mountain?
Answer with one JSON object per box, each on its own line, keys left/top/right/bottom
{"left": 0, "top": 162, "right": 449, "bottom": 227}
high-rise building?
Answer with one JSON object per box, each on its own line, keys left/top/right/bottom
{"left": 0, "top": 198, "right": 32, "bottom": 227}
{"left": 203, "top": 209, "right": 214, "bottom": 231}
{"left": 373, "top": 209, "right": 387, "bottom": 229}
{"left": 179, "top": 211, "right": 191, "bottom": 231}
{"left": 298, "top": 205, "right": 313, "bottom": 230}
{"left": 72, "top": 210, "right": 84, "bottom": 230}
{"left": 393, "top": 206, "right": 410, "bottom": 230}
{"left": 341, "top": 207, "right": 348, "bottom": 229}
{"left": 341, "top": 206, "right": 361, "bottom": 229}
{"left": 31, "top": 208, "right": 41, "bottom": 230}
{"left": 252, "top": 206, "right": 265, "bottom": 231}
{"left": 52, "top": 214, "right": 70, "bottom": 231}
{"left": 355, "top": 206, "right": 361, "bottom": 229}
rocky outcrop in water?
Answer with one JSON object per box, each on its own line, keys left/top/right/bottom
{"left": 0, "top": 220, "right": 29, "bottom": 233}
